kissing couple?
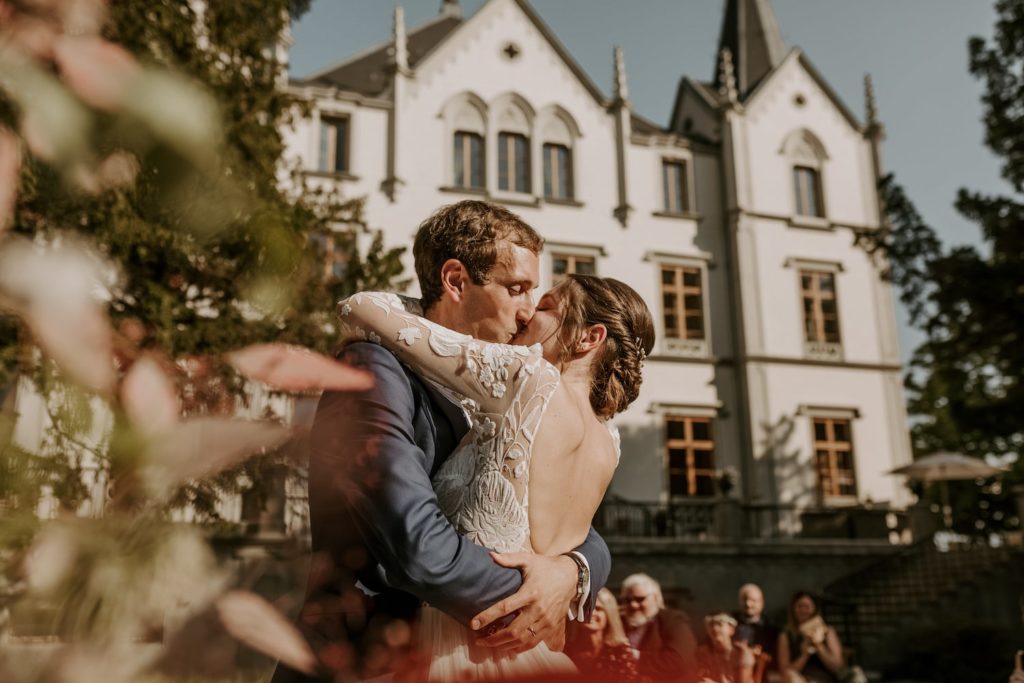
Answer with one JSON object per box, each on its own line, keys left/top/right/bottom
{"left": 273, "top": 200, "right": 655, "bottom": 681}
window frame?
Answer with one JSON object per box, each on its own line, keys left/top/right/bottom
{"left": 661, "top": 158, "right": 692, "bottom": 215}
{"left": 800, "top": 269, "right": 842, "bottom": 354}
{"left": 318, "top": 114, "right": 350, "bottom": 175}
{"left": 811, "top": 416, "right": 858, "bottom": 500}
{"left": 664, "top": 415, "right": 716, "bottom": 499}
{"left": 550, "top": 251, "right": 596, "bottom": 286}
{"left": 542, "top": 142, "right": 574, "bottom": 201}
{"left": 453, "top": 130, "right": 486, "bottom": 190}
{"left": 793, "top": 165, "right": 825, "bottom": 218}
{"left": 497, "top": 131, "right": 531, "bottom": 194}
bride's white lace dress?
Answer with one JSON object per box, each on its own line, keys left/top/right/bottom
{"left": 338, "top": 292, "right": 579, "bottom": 680}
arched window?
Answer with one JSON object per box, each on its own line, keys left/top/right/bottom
{"left": 782, "top": 129, "right": 828, "bottom": 218}
{"left": 442, "top": 93, "right": 487, "bottom": 190}
{"left": 538, "top": 109, "right": 579, "bottom": 201}
{"left": 493, "top": 96, "right": 533, "bottom": 194}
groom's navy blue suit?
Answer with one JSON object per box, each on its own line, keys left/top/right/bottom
{"left": 271, "top": 342, "right": 611, "bottom": 682}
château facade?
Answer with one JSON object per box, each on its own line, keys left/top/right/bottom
{"left": 283, "top": 0, "right": 913, "bottom": 528}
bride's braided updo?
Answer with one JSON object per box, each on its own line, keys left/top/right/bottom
{"left": 552, "top": 274, "right": 656, "bottom": 419}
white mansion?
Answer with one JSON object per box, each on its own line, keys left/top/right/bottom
{"left": 282, "top": 0, "right": 913, "bottom": 518}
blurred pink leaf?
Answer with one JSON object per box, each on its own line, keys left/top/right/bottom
{"left": 121, "top": 356, "right": 180, "bottom": 438}
{"left": 227, "top": 343, "right": 373, "bottom": 393}
{"left": 0, "top": 128, "right": 20, "bottom": 235}
{"left": 53, "top": 36, "right": 141, "bottom": 111}
{"left": 216, "top": 590, "right": 317, "bottom": 676}
{"left": 143, "top": 418, "right": 292, "bottom": 490}
{"left": 0, "top": 238, "right": 115, "bottom": 393}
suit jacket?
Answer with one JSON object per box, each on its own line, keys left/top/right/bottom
{"left": 272, "top": 342, "right": 611, "bottom": 682}
{"left": 632, "top": 609, "right": 699, "bottom": 683}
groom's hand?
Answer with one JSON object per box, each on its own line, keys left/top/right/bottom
{"left": 469, "top": 552, "right": 576, "bottom": 655}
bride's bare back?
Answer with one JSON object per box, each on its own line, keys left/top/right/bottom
{"left": 528, "top": 383, "right": 618, "bottom": 556}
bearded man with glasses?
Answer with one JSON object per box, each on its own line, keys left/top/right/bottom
{"left": 619, "top": 573, "right": 698, "bottom": 682}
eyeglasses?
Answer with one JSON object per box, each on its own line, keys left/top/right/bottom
{"left": 623, "top": 594, "right": 650, "bottom": 605}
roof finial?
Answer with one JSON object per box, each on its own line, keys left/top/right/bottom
{"left": 864, "top": 73, "right": 878, "bottom": 126}
{"left": 390, "top": 6, "right": 409, "bottom": 72}
{"left": 718, "top": 47, "right": 739, "bottom": 105}
{"left": 613, "top": 46, "right": 629, "bottom": 104}
{"left": 440, "top": 0, "right": 462, "bottom": 18}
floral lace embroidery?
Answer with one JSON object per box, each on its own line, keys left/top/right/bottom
{"left": 337, "top": 292, "right": 561, "bottom": 553}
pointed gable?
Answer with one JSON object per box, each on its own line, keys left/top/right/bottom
{"left": 712, "top": 0, "right": 786, "bottom": 95}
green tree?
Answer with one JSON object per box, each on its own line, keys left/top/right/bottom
{"left": 860, "top": 0, "right": 1024, "bottom": 534}
{"left": 1, "top": 0, "right": 406, "bottom": 520}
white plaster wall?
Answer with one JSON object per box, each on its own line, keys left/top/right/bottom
{"left": 742, "top": 55, "right": 875, "bottom": 228}
{"left": 754, "top": 363, "right": 912, "bottom": 507}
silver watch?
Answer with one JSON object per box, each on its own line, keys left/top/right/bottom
{"left": 562, "top": 552, "right": 589, "bottom": 603}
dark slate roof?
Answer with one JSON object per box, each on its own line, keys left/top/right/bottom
{"left": 298, "top": 15, "right": 463, "bottom": 96}
{"left": 713, "top": 0, "right": 786, "bottom": 96}
{"left": 630, "top": 113, "right": 665, "bottom": 135}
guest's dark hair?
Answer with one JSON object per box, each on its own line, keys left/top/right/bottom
{"left": 785, "top": 591, "right": 820, "bottom": 636}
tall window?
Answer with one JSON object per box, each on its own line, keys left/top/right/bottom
{"left": 813, "top": 417, "right": 857, "bottom": 498}
{"left": 666, "top": 416, "right": 715, "bottom": 497}
{"left": 318, "top": 115, "right": 348, "bottom": 173}
{"left": 453, "top": 131, "right": 484, "bottom": 189}
{"left": 543, "top": 143, "right": 573, "bottom": 200}
{"left": 662, "top": 160, "right": 690, "bottom": 213}
{"left": 793, "top": 165, "right": 824, "bottom": 217}
{"left": 551, "top": 253, "right": 595, "bottom": 286}
{"left": 801, "top": 270, "right": 841, "bottom": 344}
{"left": 498, "top": 132, "right": 530, "bottom": 193}
{"left": 660, "top": 265, "right": 704, "bottom": 340}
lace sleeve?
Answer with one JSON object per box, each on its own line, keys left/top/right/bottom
{"left": 337, "top": 291, "right": 551, "bottom": 416}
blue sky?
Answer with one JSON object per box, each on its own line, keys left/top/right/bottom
{"left": 289, "top": 0, "right": 1009, "bottom": 363}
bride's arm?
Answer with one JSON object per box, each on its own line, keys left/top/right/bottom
{"left": 337, "top": 291, "right": 545, "bottom": 416}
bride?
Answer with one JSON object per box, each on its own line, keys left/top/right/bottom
{"left": 337, "top": 272, "right": 654, "bottom": 680}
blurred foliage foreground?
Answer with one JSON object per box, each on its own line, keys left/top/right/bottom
{"left": 0, "top": 1, "right": 405, "bottom": 681}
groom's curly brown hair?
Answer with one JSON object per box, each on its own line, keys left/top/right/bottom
{"left": 413, "top": 200, "right": 543, "bottom": 310}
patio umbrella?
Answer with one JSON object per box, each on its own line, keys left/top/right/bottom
{"left": 888, "top": 452, "right": 1008, "bottom": 528}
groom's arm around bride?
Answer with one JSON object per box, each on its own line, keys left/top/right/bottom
{"left": 275, "top": 339, "right": 609, "bottom": 681}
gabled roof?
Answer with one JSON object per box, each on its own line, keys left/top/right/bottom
{"left": 297, "top": 14, "right": 463, "bottom": 95}
{"left": 744, "top": 49, "right": 863, "bottom": 132}
{"left": 509, "top": 0, "right": 608, "bottom": 106}
{"left": 295, "top": 0, "right": 610, "bottom": 106}
{"left": 630, "top": 112, "right": 665, "bottom": 136}
{"left": 713, "top": 0, "right": 786, "bottom": 96}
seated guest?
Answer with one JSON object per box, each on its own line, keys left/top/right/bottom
{"left": 620, "top": 573, "right": 698, "bottom": 683}
{"left": 777, "top": 592, "right": 844, "bottom": 683}
{"left": 695, "top": 613, "right": 758, "bottom": 683}
{"left": 565, "top": 587, "right": 639, "bottom": 682}
{"left": 732, "top": 584, "right": 780, "bottom": 671}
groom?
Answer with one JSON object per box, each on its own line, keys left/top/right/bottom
{"left": 272, "top": 200, "right": 610, "bottom": 682}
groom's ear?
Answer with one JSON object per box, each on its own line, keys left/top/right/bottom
{"left": 576, "top": 324, "right": 607, "bottom": 355}
{"left": 440, "top": 259, "right": 467, "bottom": 302}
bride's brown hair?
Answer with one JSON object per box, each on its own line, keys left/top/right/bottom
{"left": 553, "top": 274, "right": 655, "bottom": 419}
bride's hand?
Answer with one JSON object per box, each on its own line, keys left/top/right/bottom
{"left": 470, "top": 552, "right": 577, "bottom": 656}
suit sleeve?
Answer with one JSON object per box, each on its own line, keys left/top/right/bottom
{"left": 309, "top": 342, "right": 522, "bottom": 625}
